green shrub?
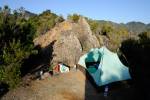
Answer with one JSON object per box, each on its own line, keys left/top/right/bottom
{"left": 55, "top": 16, "right": 64, "bottom": 23}
{"left": 0, "top": 40, "right": 35, "bottom": 88}
{"left": 88, "top": 20, "right": 99, "bottom": 33}
{"left": 0, "top": 6, "right": 37, "bottom": 89}
{"left": 0, "top": 63, "right": 21, "bottom": 89}
{"left": 68, "top": 14, "right": 80, "bottom": 23}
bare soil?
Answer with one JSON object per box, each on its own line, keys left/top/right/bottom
{"left": 1, "top": 70, "right": 88, "bottom": 100}
{"left": 1, "top": 69, "right": 140, "bottom": 100}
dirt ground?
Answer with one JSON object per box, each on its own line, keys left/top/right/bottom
{"left": 1, "top": 70, "right": 88, "bottom": 100}
{"left": 1, "top": 69, "right": 147, "bottom": 100}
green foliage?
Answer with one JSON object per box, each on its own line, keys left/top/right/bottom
{"left": 0, "top": 6, "right": 64, "bottom": 89}
{"left": 119, "top": 32, "right": 150, "bottom": 99}
{"left": 101, "top": 23, "right": 113, "bottom": 35}
{"left": 87, "top": 19, "right": 130, "bottom": 51}
{"left": 0, "top": 63, "right": 21, "bottom": 89}
{"left": 0, "top": 40, "right": 32, "bottom": 89}
{"left": 2, "top": 40, "right": 32, "bottom": 64}
{"left": 48, "top": 64, "right": 54, "bottom": 72}
{"left": 120, "top": 32, "right": 150, "bottom": 77}
{"left": 88, "top": 20, "right": 99, "bottom": 33}
{"left": 68, "top": 14, "right": 80, "bottom": 23}
{"left": 55, "top": 16, "right": 64, "bottom": 24}
{"left": 138, "top": 31, "right": 150, "bottom": 40}
{"left": 28, "top": 10, "right": 62, "bottom": 37}
{"left": 0, "top": 6, "right": 37, "bottom": 89}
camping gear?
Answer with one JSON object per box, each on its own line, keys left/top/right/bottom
{"left": 41, "top": 72, "right": 50, "bottom": 80}
{"left": 59, "top": 64, "right": 69, "bottom": 73}
{"left": 104, "top": 86, "right": 109, "bottom": 97}
{"left": 78, "top": 46, "right": 131, "bottom": 86}
{"left": 53, "top": 63, "right": 69, "bottom": 75}
{"left": 72, "top": 65, "right": 77, "bottom": 72}
{"left": 39, "top": 70, "right": 43, "bottom": 80}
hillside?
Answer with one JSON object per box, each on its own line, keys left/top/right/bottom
{"left": 0, "top": 6, "right": 150, "bottom": 100}
{"left": 95, "top": 20, "right": 150, "bottom": 35}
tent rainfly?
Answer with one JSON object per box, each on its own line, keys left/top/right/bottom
{"left": 78, "top": 46, "right": 131, "bottom": 86}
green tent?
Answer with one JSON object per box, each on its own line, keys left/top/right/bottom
{"left": 78, "top": 46, "right": 131, "bottom": 86}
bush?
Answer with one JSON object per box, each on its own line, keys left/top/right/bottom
{"left": 88, "top": 20, "right": 99, "bottom": 33}
{"left": 29, "top": 10, "right": 60, "bottom": 36}
{"left": 55, "top": 16, "right": 64, "bottom": 24}
{"left": 0, "top": 6, "right": 37, "bottom": 89}
{"left": 0, "top": 63, "right": 21, "bottom": 89}
{"left": 0, "top": 40, "right": 35, "bottom": 89}
{"left": 68, "top": 14, "right": 80, "bottom": 23}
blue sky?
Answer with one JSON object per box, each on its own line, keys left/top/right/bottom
{"left": 0, "top": 0, "right": 150, "bottom": 24}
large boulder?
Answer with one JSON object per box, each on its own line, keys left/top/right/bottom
{"left": 52, "top": 31, "right": 82, "bottom": 66}
{"left": 34, "top": 17, "right": 100, "bottom": 67}
{"left": 72, "top": 17, "right": 100, "bottom": 51}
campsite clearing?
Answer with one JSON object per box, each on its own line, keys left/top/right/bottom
{"left": 1, "top": 70, "right": 135, "bottom": 100}
{"left": 2, "top": 70, "right": 87, "bottom": 100}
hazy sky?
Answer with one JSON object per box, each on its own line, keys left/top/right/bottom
{"left": 0, "top": 0, "right": 150, "bottom": 23}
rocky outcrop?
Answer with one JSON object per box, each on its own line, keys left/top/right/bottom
{"left": 73, "top": 17, "right": 100, "bottom": 51}
{"left": 52, "top": 32, "right": 82, "bottom": 66}
{"left": 34, "top": 17, "right": 100, "bottom": 67}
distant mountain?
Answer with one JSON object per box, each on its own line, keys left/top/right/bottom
{"left": 146, "top": 23, "right": 150, "bottom": 31}
{"left": 23, "top": 10, "right": 37, "bottom": 19}
{"left": 97, "top": 20, "right": 150, "bottom": 34}
{"left": 126, "top": 22, "right": 147, "bottom": 34}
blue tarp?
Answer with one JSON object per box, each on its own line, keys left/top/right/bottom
{"left": 78, "top": 46, "right": 131, "bottom": 86}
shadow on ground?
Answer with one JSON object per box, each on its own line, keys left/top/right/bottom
{"left": 21, "top": 40, "right": 56, "bottom": 76}
{"left": 0, "top": 40, "right": 56, "bottom": 98}
{"left": 0, "top": 83, "right": 9, "bottom": 99}
{"left": 119, "top": 35, "right": 150, "bottom": 100}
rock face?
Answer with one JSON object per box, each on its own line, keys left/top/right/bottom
{"left": 34, "top": 17, "right": 100, "bottom": 67}
{"left": 52, "top": 32, "right": 82, "bottom": 67}
{"left": 73, "top": 17, "right": 100, "bottom": 51}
